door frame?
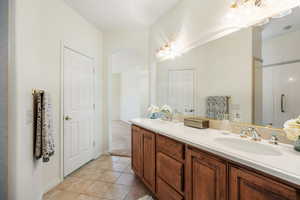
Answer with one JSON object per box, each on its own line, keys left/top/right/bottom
{"left": 59, "top": 41, "right": 96, "bottom": 181}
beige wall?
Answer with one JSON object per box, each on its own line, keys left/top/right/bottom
{"left": 157, "top": 28, "right": 254, "bottom": 123}
{"left": 262, "top": 29, "right": 300, "bottom": 65}
{"left": 120, "top": 69, "right": 149, "bottom": 122}
{"left": 111, "top": 74, "right": 121, "bottom": 120}
{"left": 9, "top": 0, "right": 104, "bottom": 199}
{"left": 0, "top": 0, "right": 9, "bottom": 198}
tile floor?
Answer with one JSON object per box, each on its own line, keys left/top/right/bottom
{"left": 110, "top": 121, "right": 131, "bottom": 157}
{"left": 43, "top": 155, "right": 152, "bottom": 200}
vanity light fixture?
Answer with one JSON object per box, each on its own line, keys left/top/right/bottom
{"left": 156, "top": 40, "right": 182, "bottom": 60}
{"left": 229, "top": 0, "right": 298, "bottom": 27}
{"left": 230, "top": 0, "right": 263, "bottom": 9}
{"left": 228, "top": 0, "right": 268, "bottom": 27}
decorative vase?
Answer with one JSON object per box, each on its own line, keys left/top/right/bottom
{"left": 295, "top": 136, "right": 300, "bottom": 152}
{"left": 149, "top": 113, "right": 159, "bottom": 119}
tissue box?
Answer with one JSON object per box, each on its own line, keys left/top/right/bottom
{"left": 184, "top": 117, "right": 209, "bottom": 129}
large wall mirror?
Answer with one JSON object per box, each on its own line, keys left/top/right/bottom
{"left": 156, "top": 7, "right": 300, "bottom": 129}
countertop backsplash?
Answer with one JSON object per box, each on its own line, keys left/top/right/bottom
{"left": 172, "top": 114, "right": 292, "bottom": 145}
{"left": 206, "top": 119, "right": 293, "bottom": 145}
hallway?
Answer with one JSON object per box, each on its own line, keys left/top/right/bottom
{"left": 110, "top": 121, "right": 132, "bottom": 157}
{"left": 43, "top": 155, "right": 151, "bottom": 200}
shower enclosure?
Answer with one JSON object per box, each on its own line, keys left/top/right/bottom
{"left": 263, "top": 62, "right": 300, "bottom": 128}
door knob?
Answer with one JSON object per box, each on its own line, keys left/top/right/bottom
{"left": 65, "top": 115, "right": 72, "bottom": 121}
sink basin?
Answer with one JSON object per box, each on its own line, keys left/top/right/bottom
{"left": 214, "top": 138, "right": 282, "bottom": 156}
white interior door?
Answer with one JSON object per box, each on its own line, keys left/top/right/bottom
{"left": 168, "top": 69, "right": 194, "bottom": 115}
{"left": 63, "top": 47, "right": 95, "bottom": 176}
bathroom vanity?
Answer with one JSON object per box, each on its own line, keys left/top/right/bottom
{"left": 131, "top": 118, "right": 300, "bottom": 200}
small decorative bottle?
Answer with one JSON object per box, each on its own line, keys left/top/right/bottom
{"left": 295, "top": 136, "right": 300, "bottom": 152}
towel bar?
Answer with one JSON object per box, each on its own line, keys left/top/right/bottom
{"left": 32, "top": 89, "right": 44, "bottom": 95}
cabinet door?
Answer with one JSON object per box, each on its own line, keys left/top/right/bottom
{"left": 186, "top": 148, "right": 227, "bottom": 200}
{"left": 142, "top": 129, "right": 156, "bottom": 192}
{"left": 132, "top": 126, "right": 142, "bottom": 177}
{"left": 230, "top": 166, "right": 298, "bottom": 200}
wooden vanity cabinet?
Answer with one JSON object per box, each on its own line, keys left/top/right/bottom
{"left": 230, "top": 166, "right": 299, "bottom": 200}
{"left": 186, "top": 147, "right": 227, "bottom": 200}
{"left": 157, "top": 177, "right": 184, "bottom": 200}
{"left": 157, "top": 152, "right": 184, "bottom": 193}
{"left": 156, "top": 135, "right": 185, "bottom": 198}
{"left": 156, "top": 134, "right": 185, "bottom": 161}
{"left": 131, "top": 126, "right": 156, "bottom": 192}
{"left": 132, "top": 125, "right": 143, "bottom": 177}
{"left": 141, "top": 129, "right": 156, "bottom": 192}
{"left": 131, "top": 125, "right": 300, "bottom": 200}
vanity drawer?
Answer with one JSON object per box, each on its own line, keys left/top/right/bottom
{"left": 157, "top": 152, "right": 184, "bottom": 193}
{"left": 156, "top": 177, "right": 184, "bottom": 200}
{"left": 157, "top": 135, "right": 185, "bottom": 161}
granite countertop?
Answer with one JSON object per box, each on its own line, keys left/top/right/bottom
{"left": 130, "top": 118, "right": 300, "bottom": 187}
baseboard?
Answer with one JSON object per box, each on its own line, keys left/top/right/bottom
{"left": 94, "top": 151, "right": 103, "bottom": 159}
{"left": 38, "top": 177, "right": 61, "bottom": 200}
{"left": 102, "top": 151, "right": 110, "bottom": 156}
{"left": 43, "top": 177, "right": 61, "bottom": 194}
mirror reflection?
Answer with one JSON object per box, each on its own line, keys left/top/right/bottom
{"left": 156, "top": 7, "right": 300, "bottom": 129}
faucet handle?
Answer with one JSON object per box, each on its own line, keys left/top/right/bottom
{"left": 247, "top": 127, "right": 256, "bottom": 132}
{"left": 249, "top": 127, "right": 261, "bottom": 141}
{"left": 269, "top": 134, "right": 279, "bottom": 145}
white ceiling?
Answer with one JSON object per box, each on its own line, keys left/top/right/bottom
{"left": 64, "top": 0, "right": 180, "bottom": 30}
{"left": 262, "top": 7, "right": 300, "bottom": 40}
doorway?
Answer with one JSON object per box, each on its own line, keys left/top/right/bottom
{"left": 62, "top": 47, "right": 95, "bottom": 176}
{"left": 108, "top": 49, "right": 148, "bottom": 157}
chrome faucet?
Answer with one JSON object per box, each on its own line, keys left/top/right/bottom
{"left": 248, "top": 127, "right": 261, "bottom": 141}
{"left": 239, "top": 128, "right": 248, "bottom": 138}
{"left": 269, "top": 134, "right": 279, "bottom": 145}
